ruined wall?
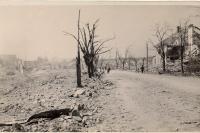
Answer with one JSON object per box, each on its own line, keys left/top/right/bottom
{"left": 0, "top": 55, "right": 18, "bottom": 69}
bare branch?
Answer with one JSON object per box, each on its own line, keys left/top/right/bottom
{"left": 97, "top": 48, "right": 112, "bottom": 55}
{"left": 63, "top": 31, "right": 78, "bottom": 42}
{"left": 95, "top": 36, "right": 115, "bottom": 54}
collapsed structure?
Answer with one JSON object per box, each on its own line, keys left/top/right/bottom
{"left": 0, "top": 55, "right": 51, "bottom": 74}
{"left": 153, "top": 24, "right": 200, "bottom": 72}
{"left": 0, "top": 55, "right": 20, "bottom": 69}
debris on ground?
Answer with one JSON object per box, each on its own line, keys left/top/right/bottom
{"left": 0, "top": 67, "right": 114, "bottom": 132}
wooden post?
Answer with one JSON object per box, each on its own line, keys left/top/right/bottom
{"left": 146, "top": 43, "right": 149, "bottom": 72}
{"left": 76, "top": 10, "right": 82, "bottom": 87}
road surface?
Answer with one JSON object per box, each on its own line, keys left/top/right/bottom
{"left": 90, "top": 70, "right": 200, "bottom": 132}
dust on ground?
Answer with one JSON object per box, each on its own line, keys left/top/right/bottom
{"left": 88, "top": 70, "right": 200, "bottom": 132}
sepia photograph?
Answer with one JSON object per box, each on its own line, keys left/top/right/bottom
{"left": 0, "top": 1, "right": 200, "bottom": 132}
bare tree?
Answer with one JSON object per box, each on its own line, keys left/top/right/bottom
{"left": 117, "top": 45, "right": 134, "bottom": 70}
{"left": 64, "top": 19, "right": 114, "bottom": 78}
{"left": 127, "top": 45, "right": 134, "bottom": 70}
{"left": 133, "top": 57, "right": 138, "bottom": 72}
{"left": 128, "top": 56, "right": 132, "bottom": 70}
{"left": 177, "top": 20, "right": 189, "bottom": 75}
{"left": 115, "top": 49, "right": 120, "bottom": 69}
{"left": 127, "top": 54, "right": 135, "bottom": 70}
{"left": 153, "top": 24, "right": 170, "bottom": 72}
{"left": 118, "top": 48, "right": 129, "bottom": 70}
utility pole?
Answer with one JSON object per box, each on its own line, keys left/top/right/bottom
{"left": 76, "top": 10, "right": 82, "bottom": 87}
{"left": 180, "top": 25, "right": 184, "bottom": 75}
{"left": 146, "top": 43, "right": 149, "bottom": 72}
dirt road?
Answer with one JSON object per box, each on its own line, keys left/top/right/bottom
{"left": 90, "top": 70, "right": 200, "bottom": 132}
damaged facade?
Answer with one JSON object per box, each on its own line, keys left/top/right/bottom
{"left": 153, "top": 24, "right": 200, "bottom": 68}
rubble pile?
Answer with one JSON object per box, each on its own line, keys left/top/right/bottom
{"left": 0, "top": 68, "right": 114, "bottom": 132}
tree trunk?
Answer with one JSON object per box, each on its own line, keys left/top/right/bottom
{"left": 180, "top": 35, "right": 184, "bottom": 75}
{"left": 162, "top": 52, "right": 166, "bottom": 72}
{"left": 180, "top": 46, "right": 184, "bottom": 74}
{"left": 136, "top": 64, "right": 138, "bottom": 72}
{"left": 90, "top": 62, "right": 94, "bottom": 77}
{"left": 87, "top": 65, "right": 92, "bottom": 78}
{"left": 116, "top": 61, "right": 118, "bottom": 69}
{"left": 87, "top": 61, "right": 95, "bottom": 78}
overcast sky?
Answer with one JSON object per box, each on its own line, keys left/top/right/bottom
{"left": 0, "top": 4, "right": 200, "bottom": 60}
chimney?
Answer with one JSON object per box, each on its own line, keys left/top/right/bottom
{"left": 177, "top": 26, "right": 181, "bottom": 33}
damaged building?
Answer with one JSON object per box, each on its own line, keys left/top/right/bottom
{"left": 153, "top": 24, "right": 200, "bottom": 71}
{"left": 0, "top": 54, "right": 24, "bottom": 74}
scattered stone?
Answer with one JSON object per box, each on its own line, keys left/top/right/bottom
{"left": 83, "top": 112, "right": 93, "bottom": 116}
{"left": 89, "top": 92, "right": 93, "bottom": 97}
{"left": 77, "top": 103, "right": 85, "bottom": 111}
{"left": 73, "top": 116, "right": 82, "bottom": 122}
{"left": 71, "top": 109, "right": 81, "bottom": 117}
{"left": 73, "top": 89, "right": 85, "bottom": 98}
{"left": 100, "top": 86, "right": 105, "bottom": 89}
{"left": 12, "top": 123, "right": 25, "bottom": 132}
{"left": 96, "top": 118, "right": 101, "bottom": 123}
{"left": 82, "top": 116, "right": 89, "bottom": 124}
{"left": 68, "top": 93, "right": 74, "bottom": 97}
{"left": 93, "top": 107, "right": 98, "bottom": 113}
{"left": 64, "top": 116, "right": 72, "bottom": 119}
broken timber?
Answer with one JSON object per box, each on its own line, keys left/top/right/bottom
{"left": 0, "top": 108, "right": 72, "bottom": 127}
